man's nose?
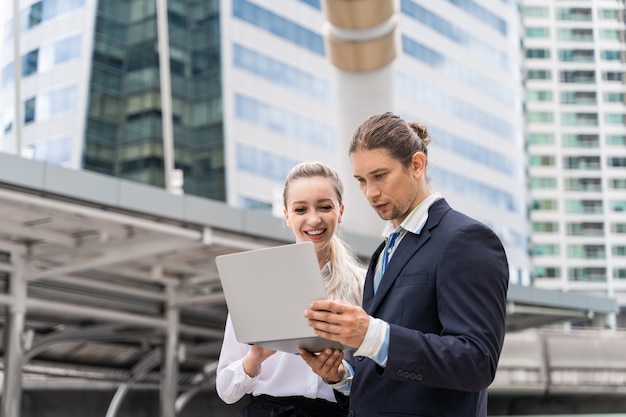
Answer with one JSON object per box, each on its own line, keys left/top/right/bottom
{"left": 365, "top": 184, "right": 380, "bottom": 200}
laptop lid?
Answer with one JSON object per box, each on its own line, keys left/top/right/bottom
{"left": 215, "top": 242, "right": 345, "bottom": 354}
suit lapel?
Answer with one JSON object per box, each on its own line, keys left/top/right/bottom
{"left": 365, "top": 198, "right": 451, "bottom": 315}
{"left": 367, "top": 231, "right": 429, "bottom": 314}
{"left": 362, "top": 242, "right": 384, "bottom": 312}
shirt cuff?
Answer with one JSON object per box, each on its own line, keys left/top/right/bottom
{"left": 354, "top": 317, "right": 389, "bottom": 367}
{"left": 324, "top": 359, "right": 353, "bottom": 394}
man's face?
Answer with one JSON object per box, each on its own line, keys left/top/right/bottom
{"left": 350, "top": 148, "right": 425, "bottom": 227}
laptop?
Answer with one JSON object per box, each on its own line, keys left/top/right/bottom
{"left": 215, "top": 241, "right": 346, "bottom": 354}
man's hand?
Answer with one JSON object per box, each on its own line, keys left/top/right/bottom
{"left": 298, "top": 348, "right": 345, "bottom": 383}
{"left": 303, "top": 299, "right": 370, "bottom": 348}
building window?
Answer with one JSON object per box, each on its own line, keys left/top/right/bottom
{"left": 530, "top": 177, "right": 557, "bottom": 188}
{"left": 608, "top": 157, "right": 626, "bottom": 168}
{"left": 600, "top": 29, "right": 622, "bottom": 41}
{"left": 527, "top": 90, "right": 553, "bottom": 102}
{"left": 559, "top": 49, "right": 594, "bottom": 62}
{"left": 615, "top": 268, "right": 626, "bottom": 280}
{"left": 22, "top": 49, "right": 39, "bottom": 76}
{"left": 564, "top": 178, "right": 602, "bottom": 192}
{"left": 527, "top": 69, "right": 551, "bottom": 80}
{"left": 561, "top": 113, "right": 598, "bottom": 126}
{"left": 558, "top": 28, "right": 593, "bottom": 41}
{"left": 529, "top": 155, "right": 555, "bottom": 166}
{"left": 607, "top": 135, "right": 626, "bottom": 145}
{"left": 32, "top": 137, "right": 71, "bottom": 165}
{"left": 604, "top": 92, "right": 624, "bottom": 103}
{"left": 233, "top": 0, "right": 324, "bottom": 55}
{"left": 603, "top": 72, "right": 623, "bottom": 82}
{"left": 533, "top": 244, "right": 560, "bottom": 256}
{"left": 609, "top": 179, "right": 626, "bottom": 190}
{"left": 526, "top": 27, "right": 550, "bottom": 38}
{"left": 601, "top": 50, "right": 622, "bottom": 61}
{"left": 568, "top": 245, "right": 606, "bottom": 259}
{"left": 27, "top": 2, "right": 43, "bottom": 28}
{"left": 523, "top": 6, "right": 549, "bottom": 17}
{"left": 561, "top": 91, "right": 596, "bottom": 104}
{"left": 612, "top": 223, "right": 626, "bottom": 234}
{"left": 599, "top": 9, "right": 621, "bottom": 20}
{"left": 562, "top": 134, "right": 599, "bottom": 148}
{"left": 24, "top": 98, "right": 36, "bottom": 124}
{"left": 560, "top": 70, "right": 595, "bottom": 83}
{"left": 532, "top": 199, "right": 557, "bottom": 210}
{"left": 557, "top": 8, "right": 591, "bottom": 21}
{"left": 565, "top": 199, "right": 603, "bottom": 214}
{"left": 567, "top": 222, "right": 604, "bottom": 237}
{"left": 613, "top": 246, "right": 626, "bottom": 257}
{"left": 533, "top": 222, "right": 558, "bottom": 233}
{"left": 526, "top": 48, "right": 550, "bottom": 59}
{"left": 527, "top": 112, "right": 554, "bottom": 124}
{"left": 528, "top": 133, "right": 554, "bottom": 144}
{"left": 534, "top": 266, "right": 560, "bottom": 279}
{"left": 54, "top": 35, "right": 81, "bottom": 64}
{"left": 605, "top": 113, "right": 626, "bottom": 124}
{"left": 611, "top": 200, "right": 626, "bottom": 212}
{"left": 564, "top": 156, "right": 601, "bottom": 170}
{"left": 569, "top": 267, "right": 606, "bottom": 282}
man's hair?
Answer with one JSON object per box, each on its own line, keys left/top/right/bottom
{"left": 349, "top": 112, "right": 431, "bottom": 167}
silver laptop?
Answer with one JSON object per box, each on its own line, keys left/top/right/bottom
{"left": 215, "top": 242, "right": 346, "bottom": 354}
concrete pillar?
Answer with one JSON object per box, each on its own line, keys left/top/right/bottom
{"left": 1, "top": 252, "right": 26, "bottom": 417}
{"left": 160, "top": 285, "right": 179, "bottom": 417}
{"left": 321, "top": 0, "right": 399, "bottom": 236}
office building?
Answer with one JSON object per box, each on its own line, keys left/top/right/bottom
{"left": 0, "top": 0, "right": 528, "bottom": 280}
{"left": 522, "top": 0, "right": 626, "bottom": 324}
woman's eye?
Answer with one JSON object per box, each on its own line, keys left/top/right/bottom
{"left": 294, "top": 207, "right": 306, "bottom": 214}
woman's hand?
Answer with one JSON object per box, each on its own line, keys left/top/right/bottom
{"left": 242, "top": 345, "right": 277, "bottom": 377}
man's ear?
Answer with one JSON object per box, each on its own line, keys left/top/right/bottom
{"left": 412, "top": 152, "right": 427, "bottom": 177}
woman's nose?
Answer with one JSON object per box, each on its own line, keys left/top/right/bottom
{"left": 307, "top": 211, "right": 323, "bottom": 224}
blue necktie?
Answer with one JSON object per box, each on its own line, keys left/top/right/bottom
{"left": 375, "top": 231, "right": 400, "bottom": 293}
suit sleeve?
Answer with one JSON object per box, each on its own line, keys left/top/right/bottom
{"left": 382, "top": 222, "right": 509, "bottom": 392}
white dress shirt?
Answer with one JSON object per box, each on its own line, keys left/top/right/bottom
{"left": 215, "top": 262, "right": 338, "bottom": 404}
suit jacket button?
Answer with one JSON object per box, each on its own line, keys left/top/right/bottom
{"left": 348, "top": 411, "right": 355, "bottom": 417}
{"left": 396, "top": 369, "right": 403, "bottom": 377}
{"left": 416, "top": 373, "right": 423, "bottom": 381}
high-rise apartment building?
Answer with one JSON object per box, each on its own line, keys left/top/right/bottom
{"left": 522, "top": 0, "right": 626, "bottom": 324}
{"left": 0, "top": 0, "right": 528, "bottom": 280}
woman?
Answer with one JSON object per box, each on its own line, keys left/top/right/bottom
{"left": 216, "top": 162, "right": 364, "bottom": 417}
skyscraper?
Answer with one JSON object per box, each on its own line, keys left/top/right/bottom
{"left": 0, "top": 0, "right": 528, "bottom": 282}
{"left": 522, "top": 0, "right": 626, "bottom": 326}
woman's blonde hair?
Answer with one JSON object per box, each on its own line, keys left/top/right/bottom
{"left": 283, "top": 162, "right": 364, "bottom": 306}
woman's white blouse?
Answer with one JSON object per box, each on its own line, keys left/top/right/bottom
{"left": 215, "top": 262, "right": 337, "bottom": 404}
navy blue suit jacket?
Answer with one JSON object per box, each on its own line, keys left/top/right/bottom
{"left": 342, "top": 198, "right": 509, "bottom": 417}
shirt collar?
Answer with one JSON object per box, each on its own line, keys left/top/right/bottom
{"left": 382, "top": 192, "right": 442, "bottom": 238}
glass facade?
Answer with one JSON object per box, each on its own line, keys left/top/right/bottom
{"left": 84, "top": 0, "right": 224, "bottom": 200}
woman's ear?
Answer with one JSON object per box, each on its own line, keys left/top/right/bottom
{"left": 338, "top": 204, "right": 345, "bottom": 223}
{"left": 283, "top": 208, "right": 291, "bottom": 228}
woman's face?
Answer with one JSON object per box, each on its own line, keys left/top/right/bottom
{"left": 283, "top": 176, "right": 344, "bottom": 259}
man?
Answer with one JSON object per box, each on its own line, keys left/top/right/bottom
{"left": 299, "top": 112, "right": 509, "bottom": 416}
